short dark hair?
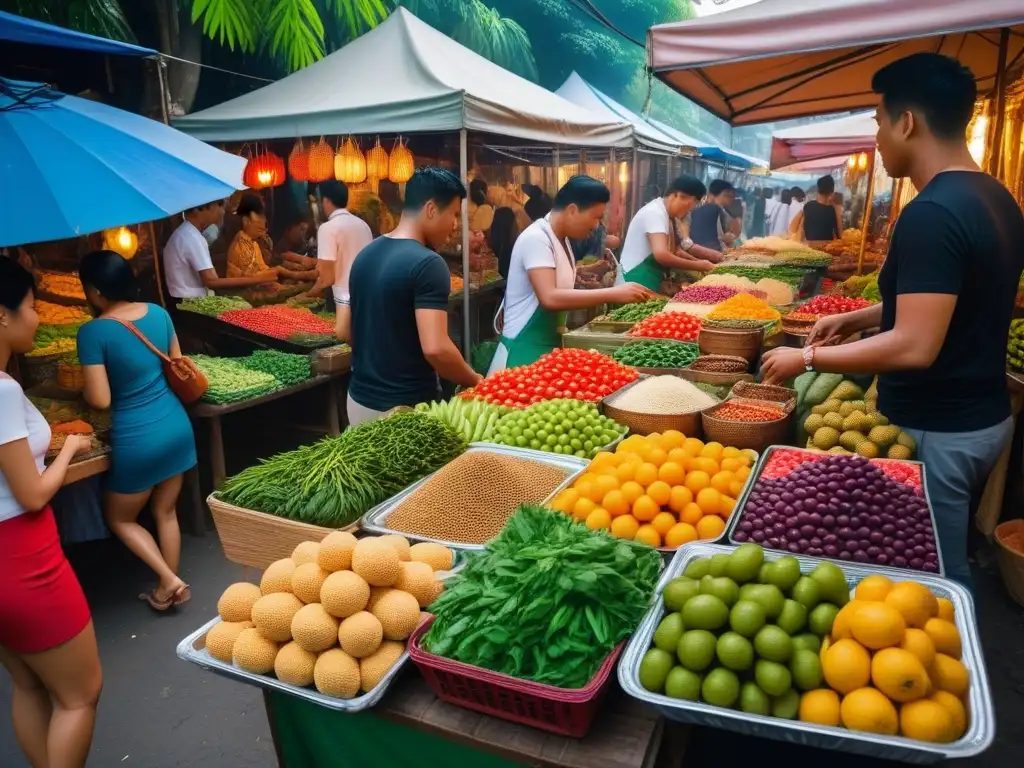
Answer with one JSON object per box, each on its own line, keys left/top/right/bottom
{"left": 186, "top": 199, "right": 224, "bottom": 214}
{"left": 666, "top": 174, "right": 707, "bottom": 200}
{"left": 780, "top": 189, "right": 793, "bottom": 205}
{"left": 524, "top": 192, "right": 552, "bottom": 221}
{"left": 0, "top": 256, "right": 35, "bottom": 311}
{"left": 320, "top": 180, "right": 349, "bottom": 210}
{"left": 79, "top": 250, "right": 139, "bottom": 302}
{"left": 790, "top": 187, "right": 806, "bottom": 201}
{"left": 403, "top": 167, "right": 466, "bottom": 212}
{"left": 469, "top": 179, "right": 488, "bottom": 207}
{"left": 553, "top": 175, "right": 610, "bottom": 211}
{"left": 236, "top": 193, "right": 265, "bottom": 219}
{"left": 816, "top": 175, "right": 836, "bottom": 195}
{"left": 761, "top": 187, "right": 775, "bottom": 199}
{"left": 708, "top": 179, "right": 734, "bottom": 196}
{"left": 872, "top": 52, "right": 976, "bottom": 141}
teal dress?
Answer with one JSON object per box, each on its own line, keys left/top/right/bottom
{"left": 76, "top": 304, "right": 197, "bottom": 494}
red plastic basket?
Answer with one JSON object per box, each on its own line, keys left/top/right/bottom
{"left": 408, "top": 617, "right": 622, "bottom": 738}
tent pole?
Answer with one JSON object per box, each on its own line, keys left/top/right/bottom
{"left": 631, "top": 147, "right": 640, "bottom": 219}
{"left": 148, "top": 221, "right": 166, "bottom": 308}
{"left": 460, "top": 128, "right": 471, "bottom": 359}
{"left": 988, "top": 27, "right": 1011, "bottom": 178}
{"left": 856, "top": 151, "right": 877, "bottom": 276}
{"left": 156, "top": 56, "right": 170, "bottom": 125}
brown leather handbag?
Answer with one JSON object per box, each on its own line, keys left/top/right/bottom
{"left": 113, "top": 318, "right": 208, "bottom": 404}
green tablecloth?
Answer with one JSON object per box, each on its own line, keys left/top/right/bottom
{"left": 270, "top": 692, "right": 524, "bottom": 768}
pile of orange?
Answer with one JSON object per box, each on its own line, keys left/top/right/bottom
{"left": 803, "top": 575, "right": 971, "bottom": 744}
{"left": 549, "top": 431, "right": 757, "bottom": 548}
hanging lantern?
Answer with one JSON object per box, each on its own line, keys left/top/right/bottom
{"left": 847, "top": 155, "right": 857, "bottom": 169}
{"left": 366, "top": 137, "right": 389, "bottom": 179}
{"left": 103, "top": 226, "right": 138, "bottom": 259}
{"left": 388, "top": 137, "right": 415, "bottom": 183}
{"left": 307, "top": 138, "right": 335, "bottom": 183}
{"left": 243, "top": 150, "right": 285, "bottom": 189}
{"left": 288, "top": 139, "right": 309, "bottom": 182}
{"left": 335, "top": 137, "right": 367, "bottom": 184}
{"left": 857, "top": 152, "right": 869, "bottom": 171}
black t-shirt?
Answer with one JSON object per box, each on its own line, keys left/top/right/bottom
{"left": 348, "top": 237, "right": 450, "bottom": 411}
{"left": 878, "top": 171, "right": 1024, "bottom": 432}
{"left": 802, "top": 200, "right": 838, "bottom": 241}
{"left": 690, "top": 202, "right": 727, "bottom": 251}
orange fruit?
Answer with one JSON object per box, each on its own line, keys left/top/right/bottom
{"left": 575, "top": 472, "right": 599, "bottom": 487}
{"left": 635, "top": 463, "right": 659, "bottom": 488}
{"left": 648, "top": 448, "right": 669, "bottom": 467}
{"left": 592, "top": 463, "right": 618, "bottom": 477}
{"left": 728, "top": 480, "right": 745, "bottom": 498}
{"left": 575, "top": 480, "right": 602, "bottom": 504}
{"left": 658, "top": 461, "right": 685, "bottom": 486}
{"left": 740, "top": 449, "right": 758, "bottom": 464}
{"left": 590, "top": 451, "right": 616, "bottom": 469}
{"left": 929, "top": 691, "right": 967, "bottom": 740}
{"left": 720, "top": 457, "right": 743, "bottom": 473}
{"left": 855, "top": 574, "right": 894, "bottom": 602}
{"left": 684, "top": 470, "right": 711, "bottom": 494}
{"left": 710, "top": 471, "right": 735, "bottom": 495}
{"left": 615, "top": 460, "right": 639, "bottom": 483}
{"left": 668, "top": 485, "right": 693, "bottom": 512}
{"left": 551, "top": 488, "right": 579, "bottom": 513}
{"left": 871, "top": 647, "right": 930, "bottom": 703}
{"left": 830, "top": 600, "right": 864, "bottom": 641}
{"left": 632, "top": 495, "right": 660, "bottom": 522}
{"left": 695, "top": 487, "right": 722, "bottom": 517}
{"left": 900, "top": 699, "right": 956, "bottom": 743}
{"left": 900, "top": 628, "right": 937, "bottom": 668}
{"left": 936, "top": 598, "right": 955, "bottom": 623}
{"left": 572, "top": 497, "right": 596, "bottom": 521}
{"left": 610, "top": 515, "right": 641, "bottom": 540}
{"left": 692, "top": 457, "right": 720, "bottom": 476}
{"left": 682, "top": 437, "right": 704, "bottom": 456}
{"left": 922, "top": 618, "right": 961, "bottom": 659}
{"left": 701, "top": 441, "right": 724, "bottom": 461}
{"left": 681, "top": 502, "right": 704, "bottom": 526}
{"left": 695, "top": 514, "right": 725, "bottom": 540}
{"left": 661, "top": 429, "right": 685, "bottom": 449}
{"left": 721, "top": 446, "right": 741, "bottom": 460}
{"left": 647, "top": 480, "right": 672, "bottom": 507}
{"left": 799, "top": 689, "right": 841, "bottom": 727}
{"left": 595, "top": 474, "right": 619, "bottom": 497}
{"left": 929, "top": 653, "right": 969, "bottom": 697}
{"left": 664, "top": 522, "right": 698, "bottom": 549}
{"left": 585, "top": 508, "right": 611, "bottom": 530}
{"left": 823, "top": 639, "right": 872, "bottom": 694}
{"left": 602, "top": 490, "right": 630, "bottom": 518}
{"left": 719, "top": 496, "right": 736, "bottom": 518}
{"left": 620, "top": 480, "right": 645, "bottom": 505}
{"left": 634, "top": 524, "right": 662, "bottom": 547}
{"left": 735, "top": 465, "right": 751, "bottom": 482}
{"left": 840, "top": 688, "right": 899, "bottom": 736}
{"left": 644, "top": 433, "right": 664, "bottom": 449}
{"left": 884, "top": 581, "right": 939, "bottom": 628}
{"left": 667, "top": 447, "right": 688, "bottom": 466}
{"left": 651, "top": 512, "right": 677, "bottom": 537}
{"left": 850, "top": 602, "right": 906, "bottom": 650}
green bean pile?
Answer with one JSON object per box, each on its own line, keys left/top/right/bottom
{"left": 607, "top": 299, "right": 668, "bottom": 323}
{"left": 711, "top": 265, "right": 809, "bottom": 286}
{"left": 192, "top": 355, "right": 280, "bottom": 404}
{"left": 288, "top": 331, "right": 337, "bottom": 347}
{"left": 612, "top": 340, "right": 699, "bottom": 369}
{"left": 176, "top": 296, "right": 252, "bottom": 317}
{"left": 239, "top": 350, "right": 311, "bottom": 388}
{"left": 219, "top": 412, "right": 467, "bottom": 526}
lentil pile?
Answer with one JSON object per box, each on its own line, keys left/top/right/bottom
{"left": 706, "top": 293, "right": 781, "bottom": 322}
{"left": 384, "top": 452, "right": 569, "bottom": 544}
{"left": 673, "top": 285, "right": 737, "bottom": 304}
{"left": 609, "top": 376, "right": 718, "bottom": 414}
{"left": 689, "top": 355, "right": 749, "bottom": 373}
{"left": 712, "top": 401, "right": 786, "bottom": 422}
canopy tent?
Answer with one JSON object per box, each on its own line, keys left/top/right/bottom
{"left": 175, "top": 8, "right": 632, "bottom": 147}
{"left": 647, "top": 0, "right": 1024, "bottom": 126}
{"left": 770, "top": 112, "right": 876, "bottom": 169}
{"left": 0, "top": 10, "right": 156, "bottom": 57}
{"left": 643, "top": 115, "right": 766, "bottom": 169}
{"left": 0, "top": 78, "right": 245, "bottom": 247}
{"left": 773, "top": 155, "right": 852, "bottom": 174}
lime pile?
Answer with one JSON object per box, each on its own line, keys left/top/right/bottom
{"left": 492, "top": 399, "right": 626, "bottom": 459}
{"left": 639, "top": 544, "right": 848, "bottom": 717}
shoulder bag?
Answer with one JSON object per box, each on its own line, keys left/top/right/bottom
{"left": 112, "top": 318, "right": 208, "bottom": 404}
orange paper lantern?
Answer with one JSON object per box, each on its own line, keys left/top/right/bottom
{"left": 307, "top": 138, "right": 335, "bottom": 183}
{"left": 288, "top": 140, "right": 309, "bottom": 182}
{"left": 366, "top": 137, "right": 389, "bottom": 180}
{"left": 388, "top": 137, "right": 415, "bottom": 183}
{"left": 244, "top": 150, "right": 285, "bottom": 189}
{"left": 335, "top": 137, "right": 367, "bottom": 184}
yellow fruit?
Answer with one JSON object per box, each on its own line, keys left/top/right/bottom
{"left": 840, "top": 688, "right": 899, "bottom": 735}
{"left": 232, "top": 627, "right": 279, "bottom": 674}
{"left": 337, "top": 611, "right": 384, "bottom": 658}
{"left": 379, "top": 534, "right": 412, "bottom": 562}
{"left": 366, "top": 587, "right": 393, "bottom": 614}
{"left": 710, "top": 471, "right": 734, "bottom": 495}
{"left": 632, "top": 495, "right": 659, "bottom": 522}
{"left": 684, "top": 470, "right": 711, "bottom": 494}
{"left": 317, "top": 531, "right": 358, "bottom": 572}
{"left": 274, "top": 641, "right": 317, "bottom": 687}
{"left": 251, "top": 592, "right": 304, "bottom": 642}
{"left": 291, "top": 603, "right": 340, "bottom": 653}
{"left": 260, "top": 559, "right": 296, "bottom": 595}
{"left": 693, "top": 457, "right": 720, "bottom": 476}
{"left": 635, "top": 463, "right": 659, "bottom": 487}
{"left": 682, "top": 437, "right": 704, "bottom": 456}
{"left": 819, "top": 634, "right": 830, "bottom": 667}
{"left": 871, "top": 647, "right": 930, "bottom": 703}
{"left": 929, "top": 653, "right": 969, "bottom": 698}
{"left": 595, "top": 474, "right": 619, "bottom": 497}
{"left": 658, "top": 461, "right": 685, "bottom": 486}
{"left": 900, "top": 699, "right": 956, "bottom": 743}
{"left": 799, "top": 689, "right": 841, "bottom": 727}
{"left": 830, "top": 600, "right": 863, "bottom": 640}
{"left": 291, "top": 563, "right": 330, "bottom": 605}
{"left": 351, "top": 539, "right": 401, "bottom": 587}
{"left": 370, "top": 589, "right": 421, "bottom": 641}
{"left": 651, "top": 512, "right": 677, "bottom": 537}
{"left": 855, "top": 574, "right": 894, "bottom": 602}
{"left": 610, "top": 515, "right": 641, "bottom": 540}
{"left": 314, "top": 649, "right": 361, "bottom": 699}
{"left": 615, "top": 461, "right": 639, "bottom": 483}
{"left": 217, "top": 582, "right": 262, "bottom": 623}
{"left": 573, "top": 497, "right": 596, "bottom": 521}
{"left": 667, "top": 485, "right": 692, "bottom": 512}
{"left": 661, "top": 429, "right": 685, "bottom": 448}
{"left": 664, "top": 522, "right": 698, "bottom": 549}
{"left": 409, "top": 542, "right": 453, "bottom": 571}
{"left": 359, "top": 641, "right": 405, "bottom": 692}
{"left": 929, "top": 691, "right": 967, "bottom": 740}
{"left": 602, "top": 490, "right": 630, "bottom": 517}
{"left": 850, "top": 602, "right": 907, "bottom": 650}
{"left": 648, "top": 447, "right": 669, "bottom": 467}
{"left": 681, "top": 502, "right": 703, "bottom": 526}
{"left": 885, "top": 582, "right": 939, "bottom": 628}
{"left": 320, "top": 570, "right": 370, "bottom": 619}
{"left": 696, "top": 515, "right": 725, "bottom": 540}
{"left": 634, "top": 525, "right": 661, "bottom": 547}
{"left": 620, "top": 481, "right": 645, "bottom": 505}
{"left": 551, "top": 488, "right": 578, "bottom": 514}
{"left": 647, "top": 480, "right": 672, "bottom": 506}
{"left": 923, "top": 618, "right": 961, "bottom": 659}
{"left": 575, "top": 480, "right": 600, "bottom": 504}
{"left": 394, "top": 561, "right": 441, "bottom": 608}
{"left": 936, "top": 598, "right": 955, "bottom": 623}
{"left": 585, "top": 508, "right": 611, "bottom": 530}
{"left": 206, "top": 620, "right": 252, "bottom": 663}
{"left": 695, "top": 487, "right": 722, "bottom": 516}
{"left": 291, "top": 541, "right": 321, "bottom": 566}
{"left": 823, "top": 639, "right": 872, "bottom": 694}
{"left": 900, "top": 628, "right": 936, "bottom": 669}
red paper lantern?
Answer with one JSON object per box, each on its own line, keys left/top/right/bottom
{"left": 307, "top": 138, "right": 335, "bottom": 183}
{"left": 288, "top": 139, "right": 309, "bottom": 182}
{"left": 244, "top": 150, "right": 285, "bottom": 189}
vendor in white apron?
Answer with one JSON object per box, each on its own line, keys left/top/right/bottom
{"left": 617, "top": 175, "right": 725, "bottom": 291}
{"left": 488, "top": 176, "right": 651, "bottom": 374}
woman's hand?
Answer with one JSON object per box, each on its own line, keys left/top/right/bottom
{"left": 806, "top": 314, "right": 850, "bottom": 346}
{"left": 63, "top": 434, "right": 94, "bottom": 456}
{"left": 610, "top": 283, "right": 654, "bottom": 304}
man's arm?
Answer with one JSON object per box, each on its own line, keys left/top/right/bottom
{"left": 530, "top": 268, "right": 650, "bottom": 311}
{"left": 305, "top": 259, "right": 336, "bottom": 298}
{"left": 789, "top": 210, "right": 804, "bottom": 238}
{"left": 415, "top": 309, "right": 481, "bottom": 388}
{"left": 648, "top": 233, "right": 715, "bottom": 272}
{"left": 199, "top": 269, "right": 277, "bottom": 290}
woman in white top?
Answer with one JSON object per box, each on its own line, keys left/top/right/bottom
{"left": 0, "top": 258, "right": 102, "bottom": 768}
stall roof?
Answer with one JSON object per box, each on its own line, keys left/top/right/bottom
{"left": 174, "top": 9, "right": 633, "bottom": 147}
{"left": 647, "top": 0, "right": 1024, "bottom": 125}
{"left": 0, "top": 10, "right": 156, "bottom": 57}
{"left": 645, "top": 115, "right": 766, "bottom": 169}
{"left": 770, "top": 111, "right": 876, "bottom": 169}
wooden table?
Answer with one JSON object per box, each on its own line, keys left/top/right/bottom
{"left": 62, "top": 452, "right": 110, "bottom": 486}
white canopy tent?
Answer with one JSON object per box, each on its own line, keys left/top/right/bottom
{"left": 770, "top": 112, "right": 876, "bottom": 169}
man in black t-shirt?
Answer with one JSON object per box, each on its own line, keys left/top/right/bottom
{"left": 690, "top": 179, "right": 736, "bottom": 252}
{"left": 346, "top": 168, "right": 482, "bottom": 425}
{"left": 762, "top": 53, "right": 1024, "bottom": 589}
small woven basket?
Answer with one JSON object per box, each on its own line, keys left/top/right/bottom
{"left": 600, "top": 379, "right": 706, "bottom": 437}
{"left": 698, "top": 326, "right": 764, "bottom": 361}
{"left": 730, "top": 381, "right": 797, "bottom": 409}
{"left": 677, "top": 368, "right": 755, "bottom": 387}
{"left": 995, "top": 520, "right": 1024, "bottom": 607}
{"left": 57, "top": 359, "right": 85, "bottom": 391}
{"left": 702, "top": 397, "right": 794, "bottom": 452}
{"left": 689, "top": 354, "right": 750, "bottom": 374}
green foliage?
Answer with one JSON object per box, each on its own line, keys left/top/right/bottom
{"left": 3, "top": 0, "right": 135, "bottom": 41}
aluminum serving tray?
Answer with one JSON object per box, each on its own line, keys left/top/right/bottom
{"left": 618, "top": 542, "right": 993, "bottom": 764}
{"left": 723, "top": 445, "right": 945, "bottom": 576}
{"left": 359, "top": 443, "right": 589, "bottom": 551}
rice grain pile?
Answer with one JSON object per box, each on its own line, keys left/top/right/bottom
{"left": 384, "top": 452, "right": 569, "bottom": 544}
{"left": 696, "top": 274, "right": 758, "bottom": 291}
{"left": 609, "top": 376, "right": 718, "bottom": 415}
{"left": 662, "top": 301, "right": 716, "bottom": 317}
{"left": 755, "top": 278, "right": 795, "bottom": 305}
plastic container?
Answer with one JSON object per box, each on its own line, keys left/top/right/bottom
{"left": 618, "top": 542, "right": 994, "bottom": 764}
{"left": 408, "top": 616, "right": 621, "bottom": 737}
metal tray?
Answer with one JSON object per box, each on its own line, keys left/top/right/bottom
{"left": 359, "top": 443, "right": 589, "bottom": 551}
{"left": 617, "top": 542, "right": 993, "bottom": 764}
{"left": 723, "top": 445, "right": 945, "bottom": 576}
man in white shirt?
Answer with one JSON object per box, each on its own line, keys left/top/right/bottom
{"left": 304, "top": 181, "right": 374, "bottom": 341}
{"left": 164, "top": 199, "right": 276, "bottom": 299}
{"left": 787, "top": 187, "right": 807, "bottom": 229}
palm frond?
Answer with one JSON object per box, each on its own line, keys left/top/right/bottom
{"left": 453, "top": 0, "right": 537, "bottom": 81}
{"left": 191, "top": 0, "right": 258, "bottom": 52}
{"left": 265, "top": 0, "right": 326, "bottom": 72}
{"left": 323, "top": 0, "right": 388, "bottom": 37}
{"left": 66, "top": 0, "right": 135, "bottom": 42}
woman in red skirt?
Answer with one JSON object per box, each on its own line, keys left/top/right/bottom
{"left": 0, "top": 258, "right": 102, "bottom": 768}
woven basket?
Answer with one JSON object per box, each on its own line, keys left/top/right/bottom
{"left": 995, "top": 520, "right": 1024, "bottom": 607}
{"left": 600, "top": 379, "right": 706, "bottom": 437}
{"left": 312, "top": 345, "right": 351, "bottom": 375}
{"left": 730, "top": 381, "right": 797, "bottom": 409}
{"left": 677, "top": 368, "right": 755, "bottom": 387}
{"left": 21, "top": 352, "right": 63, "bottom": 388}
{"left": 208, "top": 494, "right": 358, "bottom": 570}
{"left": 702, "top": 397, "right": 794, "bottom": 452}
{"left": 698, "top": 326, "right": 764, "bottom": 361}
{"left": 689, "top": 354, "right": 750, "bottom": 374}
{"left": 57, "top": 360, "right": 85, "bottom": 391}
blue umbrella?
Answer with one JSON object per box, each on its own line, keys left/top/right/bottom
{"left": 0, "top": 78, "right": 246, "bottom": 247}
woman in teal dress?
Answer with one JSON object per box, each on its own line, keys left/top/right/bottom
{"left": 77, "top": 250, "right": 196, "bottom": 610}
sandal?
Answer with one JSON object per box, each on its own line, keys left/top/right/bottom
{"left": 172, "top": 583, "right": 192, "bottom": 606}
{"left": 138, "top": 588, "right": 175, "bottom": 612}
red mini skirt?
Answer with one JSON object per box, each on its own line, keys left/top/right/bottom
{"left": 0, "top": 507, "right": 91, "bottom": 654}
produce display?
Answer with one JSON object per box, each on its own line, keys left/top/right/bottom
{"left": 733, "top": 453, "right": 938, "bottom": 572}
{"left": 32, "top": 322, "right": 82, "bottom": 352}
{"left": 607, "top": 299, "right": 668, "bottom": 323}
{"left": 629, "top": 311, "right": 702, "bottom": 341}
{"left": 383, "top": 451, "right": 570, "bottom": 544}
{"left": 27, "top": 336, "right": 77, "bottom": 357}
{"left": 550, "top": 433, "right": 757, "bottom": 548}
{"left": 611, "top": 340, "right": 699, "bottom": 369}
{"left": 459, "top": 348, "right": 638, "bottom": 408}
{"left": 694, "top": 381, "right": 730, "bottom": 401}
{"left": 672, "top": 285, "right": 738, "bottom": 304}
{"left": 754, "top": 279, "right": 796, "bottom": 306}
{"left": 176, "top": 295, "right": 253, "bottom": 317}
{"left": 728, "top": 238, "right": 832, "bottom": 268}
{"left": 762, "top": 448, "right": 923, "bottom": 493}
{"left": 413, "top": 398, "right": 508, "bottom": 443}
{"left": 797, "top": 295, "right": 874, "bottom": 317}
{"left": 192, "top": 352, "right": 310, "bottom": 404}
{"left": 492, "top": 398, "right": 626, "bottom": 458}
{"left": 218, "top": 412, "right": 466, "bottom": 527}
{"left": 1007, "top": 319, "right": 1024, "bottom": 372}
{"left": 710, "top": 265, "right": 809, "bottom": 287}
{"left": 706, "top": 294, "right": 782, "bottom": 323}
{"left": 662, "top": 301, "right": 716, "bottom": 318}
{"left": 239, "top": 350, "right": 312, "bottom": 388}
{"left": 36, "top": 300, "right": 90, "bottom": 326}
{"left": 712, "top": 401, "right": 787, "bottom": 423}
{"left": 840, "top": 271, "right": 880, "bottom": 301}
{"left": 210, "top": 534, "right": 454, "bottom": 699}
{"left": 689, "top": 355, "right": 748, "bottom": 374}
{"left": 423, "top": 505, "right": 660, "bottom": 688}
{"left": 218, "top": 305, "right": 335, "bottom": 342}
{"left": 450, "top": 274, "right": 464, "bottom": 295}
{"left": 609, "top": 376, "right": 717, "bottom": 415}
{"left": 37, "top": 270, "right": 86, "bottom": 301}
{"left": 698, "top": 274, "right": 758, "bottom": 291}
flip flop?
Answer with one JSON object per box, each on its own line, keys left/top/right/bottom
{"left": 172, "top": 584, "right": 192, "bottom": 606}
{"left": 138, "top": 588, "right": 174, "bottom": 612}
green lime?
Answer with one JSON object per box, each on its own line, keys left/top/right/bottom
{"left": 663, "top": 578, "right": 701, "bottom": 612}
{"left": 776, "top": 599, "right": 808, "bottom": 635}
{"left": 728, "top": 600, "right": 767, "bottom": 638}
{"left": 791, "top": 576, "right": 822, "bottom": 610}
{"left": 757, "top": 563, "right": 772, "bottom": 583}
{"left": 753, "top": 625, "right": 792, "bottom": 663}
{"left": 754, "top": 659, "right": 792, "bottom": 697}
{"left": 765, "top": 556, "right": 801, "bottom": 592}
{"left": 726, "top": 543, "right": 764, "bottom": 583}
{"left": 700, "top": 576, "right": 740, "bottom": 607}
{"left": 664, "top": 667, "right": 702, "bottom": 701}
{"left": 676, "top": 630, "right": 717, "bottom": 672}
{"left": 789, "top": 649, "right": 823, "bottom": 691}
{"left": 683, "top": 558, "right": 710, "bottom": 579}
{"left": 791, "top": 633, "right": 821, "bottom": 655}
{"left": 681, "top": 594, "right": 729, "bottom": 631}
{"left": 708, "top": 553, "right": 731, "bottom": 577}
{"left": 810, "top": 561, "right": 849, "bottom": 605}
{"left": 739, "top": 681, "right": 771, "bottom": 716}
{"left": 716, "top": 632, "right": 754, "bottom": 671}
{"left": 746, "top": 584, "right": 785, "bottom": 619}
{"left": 702, "top": 668, "right": 741, "bottom": 708}
{"left": 771, "top": 689, "right": 801, "bottom": 719}
{"left": 638, "top": 648, "right": 674, "bottom": 693}
{"left": 808, "top": 602, "right": 839, "bottom": 637}
{"left": 653, "top": 613, "right": 685, "bottom": 653}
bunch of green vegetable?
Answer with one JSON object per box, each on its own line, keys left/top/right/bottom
{"left": 239, "top": 350, "right": 311, "bottom": 388}
{"left": 414, "top": 398, "right": 508, "bottom": 443}
{"left": 288, "top": 331, "right": 337, "bottom": 347}
{"left": 693, "top": 381, "right": 729, "bottom": 401}
{"left": 711, "top": 265, "right": 809, "bottom": 286}
{"left": 770, "top": 249, "right": 831, "bottom": 268}
{"left": 612, "top": 339, "right": 698, "bottom": 369}
{"left": 607, "top": 299, "right": 667, "bottom": 323}
{"left": 470, "top": 340, "right": 498, "bottom": 376}
{"left": 424, "top": 504, "right": 661, "bottom": 688}
{"left": 176, "top": 296, "right": 252, "bottom": 317}
{"left": 219, "top": 412, "right": 466, "bottom": 526}
{"left": 192, "top": 355, "right": 280, "bottom": 404}
{"left": 33, "top": 323, "right": 84, "bottom": 351}
{"left": 286, "top": 295, "right": 324, "bottom": 311}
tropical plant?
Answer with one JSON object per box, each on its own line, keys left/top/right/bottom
{"left": 1, "top": 0, "right": 135, "bottom": 41}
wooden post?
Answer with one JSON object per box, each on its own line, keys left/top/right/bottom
{"left": 988, "top": 27, "right": 1011, "bottom": 179}
{"left": 459, "top": 129, "right": 471, "bottom": 358}
{"left": 148, "top": 221, "right": 166, "bottom": 308}
{"left": 856, "top": 151, "right": 877, "bottom": 276}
